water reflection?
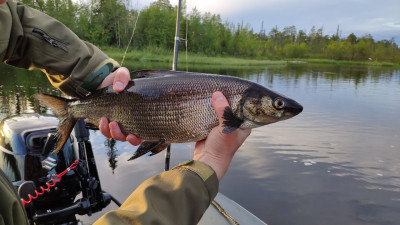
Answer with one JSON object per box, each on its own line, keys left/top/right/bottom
{"left": 104, "top": 139, "right": 118, "bottom": 174}
{"left": 0, "top": 65, "right": 60, "bottom": 118}
{"left": 1, "top": 62, "right": 400, "bottom": 224}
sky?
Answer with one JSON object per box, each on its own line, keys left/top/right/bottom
{"left": 137, "top": 0, "right": 400, "bottom": 43}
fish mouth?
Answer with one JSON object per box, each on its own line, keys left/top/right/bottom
{"left": 285, "top": 98, "right": 303, "bottom": 117}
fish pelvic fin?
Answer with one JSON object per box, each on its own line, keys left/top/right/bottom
{"left": 34, "top": 94, "right": 77, "bottom": 153}
{"left": 222, "top": 106, "right": 244, "bottom": 133}
{"left": 128, "top": 139, "right": 169, "bottom": 161}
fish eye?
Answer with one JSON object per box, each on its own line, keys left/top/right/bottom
{"left": 273, "top": 98, "right": 285, "bottom": 109}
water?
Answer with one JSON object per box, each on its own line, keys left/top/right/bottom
{"left": 1, "top": 63, "right": 399, "bottom": 225}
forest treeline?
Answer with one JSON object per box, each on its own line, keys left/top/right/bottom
{"left": 21, "top": 0, "right": 400, "bottom": 62}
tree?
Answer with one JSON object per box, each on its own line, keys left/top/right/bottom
{"left": 347, "top": 33, "right": 357, "bottom": 44}
{"left": 353, "top": 39, "right": 372, "bottom": 60}
{"left": 326, "top": 41, "right": 351, "bottom": 60}
{"left": 135, "top": 0, "right": 175, "bottom": 49}
{"left": 297, "top": 29, "right": 307, "bottom": 44}
{"left": 283, "top": 43, "right": 308, "bottom": 58}
{"left": 16, "top": 0, "right": 399, "bottom": 62}
{"left": 283, "top": 26, "right": 296, "bottom": 43}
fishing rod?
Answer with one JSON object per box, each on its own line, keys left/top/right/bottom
{"left": 121, "top": 12, "right": 140, "bottom": 67}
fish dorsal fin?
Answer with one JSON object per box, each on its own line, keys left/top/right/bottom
{"left": 128, "top": 139, "right": 169, "bottom": 161}
{"left": 125, "top": 80, "right": 136, "bottom": 89}
{"left": 131, "top": 70, "right": 175, "bottom": 79}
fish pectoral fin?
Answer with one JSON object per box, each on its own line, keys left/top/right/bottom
{"left": 222, "top": 106, "right": 244, "bottom": 133}
{"left": 128, "top": 139, "right": 168, "bottom": 161}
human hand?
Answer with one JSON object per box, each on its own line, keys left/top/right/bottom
{"left": 193, "top": 91, "right": 251, "bottom": 180}
{"left": 97, "top": 67, "right": 142, "bottom": 146}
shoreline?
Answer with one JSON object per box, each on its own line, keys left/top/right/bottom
{"left": 102, "top": 48, "right": 400, "bottom": 68}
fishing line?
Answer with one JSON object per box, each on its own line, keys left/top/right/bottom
{"left": 121, "top": 11, "right": 140, "bottom": 66}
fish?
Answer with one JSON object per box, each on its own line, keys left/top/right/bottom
{"left": 34, "top": 70, "right": 303, "bottom": 160}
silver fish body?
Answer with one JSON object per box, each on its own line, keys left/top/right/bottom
{"left": 35, "top": 70, "right": 303, "bottom": 160}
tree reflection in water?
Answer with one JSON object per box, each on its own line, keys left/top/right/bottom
{"left": 105, "top": 138, "right": 118, "bottom": 174}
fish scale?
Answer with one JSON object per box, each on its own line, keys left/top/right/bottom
{"left": 34, "top": 70, "right": 302, "bottom": 160}
{"left": 70, "top": 75, "right": 248, "bottom": 142}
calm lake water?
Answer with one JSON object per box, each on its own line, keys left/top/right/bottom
{"left": 1, "top": 62, "right": 399, "bottom": 225}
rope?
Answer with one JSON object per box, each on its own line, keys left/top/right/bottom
{"left": 211, "top": 200, "right": 240, "bottom": 225}
{"left": 21, "top": 160, "right": 79, "bottom": 207}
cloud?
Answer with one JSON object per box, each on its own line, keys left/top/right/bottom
{"left": 386, "top": 22, "right": 400, "bottom": 28}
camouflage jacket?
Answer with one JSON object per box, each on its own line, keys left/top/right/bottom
{"left": 0, "top": 1, "right": 119, "bottom": 98}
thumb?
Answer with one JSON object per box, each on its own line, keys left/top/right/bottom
{"left": 212, "top": 91, "right": 230, "bottom": 131}
{"left": 113, "top": 67, "right": 130, "bottom": 92}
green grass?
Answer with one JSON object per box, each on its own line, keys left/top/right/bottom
{"left": 104, "top": 48, "right": 286, "bottom": 67}
{"left": 102, "top": 47, "right": 400, "bottom": 68}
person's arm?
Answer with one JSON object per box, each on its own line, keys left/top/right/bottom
{"left": 0, "top": 1, "right": 140, "bottom": 144}
{"left": 0, "top": 1, "right": 118, "bottom": 98}
{"left": 95, "top": 161, "right": 218, "bottom": 225}
{"left": 94, "top": 92, "right": 251, "bottom": 225}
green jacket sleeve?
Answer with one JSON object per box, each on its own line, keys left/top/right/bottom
{"left": 94, "top": 160, "right": 219, "bottom": 225}
{"left": 0, "top": 1, "right": 119, "bottom": 98}
{"left": 0, "top": 169, "right": 29, "bottom": 225}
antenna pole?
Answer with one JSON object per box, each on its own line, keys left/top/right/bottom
{"left": 166, "top": 0, "right": 183, "bottom": 171}
{"left": 172, "top": 0, "right": 182, "bottom": 71}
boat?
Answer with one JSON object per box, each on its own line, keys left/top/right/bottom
{"left": 0, "top": 113, "right": 267, "bottom": 225}
{"left": 199, "top": 193, "right": 267, "bottom": 225}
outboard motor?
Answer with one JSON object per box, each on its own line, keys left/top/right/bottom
{"left": 0, "top": 114, "right": 116, "bottom": 225}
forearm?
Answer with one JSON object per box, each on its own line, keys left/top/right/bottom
{"left": 94, "top": 160, "right": 219, "bottom": 225}
{"left": 0, "top": 2, "right": 119, "bottom": 97}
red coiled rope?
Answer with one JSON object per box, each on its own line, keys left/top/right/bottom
{"left": 21, "top": 160, "right": 79, "bottom": 207}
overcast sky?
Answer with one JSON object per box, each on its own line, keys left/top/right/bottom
{"left": 137, "top": 0, "right": 400, "bottom": 43}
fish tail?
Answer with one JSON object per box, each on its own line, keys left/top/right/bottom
{"left": 34, "top": 94, "right": 77, "bottom": 153}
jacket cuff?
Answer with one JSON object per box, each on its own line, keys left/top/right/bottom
{"left": 59, "top": 58, "right": 119, "bottom": 98}
{"left": 173, "top": 160, "right": 219, "bottom": 203}
{"left": 80, "top": 58, "right": 119, "bottom": 92}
